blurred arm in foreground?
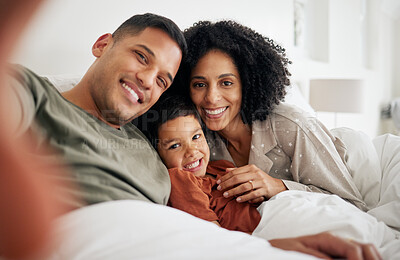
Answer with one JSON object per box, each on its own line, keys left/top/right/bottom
{"left": 0, "top": 0, "right": 75, "bottom": 258}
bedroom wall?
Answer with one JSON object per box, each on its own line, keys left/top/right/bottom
{"left": 394, "top": 18, "right": 400, "bottom": 98}
{"left": 11, "top": 0, "right": 294, "bottom": 76}
{"left": 10, "top": 0, "right": 399, "bottom": 137}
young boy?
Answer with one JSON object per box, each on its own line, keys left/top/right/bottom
{"left": 138, "top": 94, "right": 261, "bottom": 234}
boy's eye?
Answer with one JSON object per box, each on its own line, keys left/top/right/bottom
{"left": 168, "top": 143, "right": 180, "bottom": 150}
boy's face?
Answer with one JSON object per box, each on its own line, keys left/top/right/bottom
{"left": 157, "top": 115, "right": 210, "bottom": 177}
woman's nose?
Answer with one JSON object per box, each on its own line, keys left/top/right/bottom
{"left": 205, "top": 85, "right": 221, "bottom": 104}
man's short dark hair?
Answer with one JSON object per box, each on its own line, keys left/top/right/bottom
{"left": 112, "top": 13, "right": 187, "bottom": 58}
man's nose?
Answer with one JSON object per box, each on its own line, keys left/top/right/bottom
{"left": 137, "top": 69, "right": 157, "bottom": 90}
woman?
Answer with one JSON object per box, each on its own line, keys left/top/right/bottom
{"left": 174, "top": 20, "right": 367, "bottom": 211}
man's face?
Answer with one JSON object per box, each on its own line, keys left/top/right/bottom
{"left": 89, "top": 27, "right": 182, "bottom": 127}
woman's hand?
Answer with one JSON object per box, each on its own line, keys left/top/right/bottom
{"left": 216, "top": 164, "right": 287, "bottom": 203}
{"left": 269, "top": 232, "right": 382, "bottom": 260}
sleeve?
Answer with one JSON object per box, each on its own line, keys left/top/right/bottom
{"left": 167, "top": 168, "right": 219, "bottom": 222}
{"left": 272, "top": 111, "right": 368, "bottom": 211}
{"left": 4, "top": 65, "right": 36, "bottom": 137}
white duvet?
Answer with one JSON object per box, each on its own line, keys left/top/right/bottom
{"left": 46, "top": 129, "right": 400, "bottom": 260}
{"left": 253, "top": 191, "right": 400, "bottom": 259}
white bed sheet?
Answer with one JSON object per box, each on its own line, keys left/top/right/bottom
{"left": 48, "top": 200, "right": 317, "bottom": 260}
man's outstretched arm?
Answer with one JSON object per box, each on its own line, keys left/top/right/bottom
{"left": 0, "top": 0, "right": 76, "bottom": 259}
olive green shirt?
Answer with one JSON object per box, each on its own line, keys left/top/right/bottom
{"left": 10, "top": 65, "right": 170, "bottom": 208}
{"left": 207, "top": 103, "right": 368, "bottom": 211}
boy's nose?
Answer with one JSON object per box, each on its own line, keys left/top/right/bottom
{"left": 184, "top": 144, "right": 198, "bottom": 158}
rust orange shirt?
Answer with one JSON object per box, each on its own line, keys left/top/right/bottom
{"left": 167, "top": 160, "right": 261, "bottom": 233}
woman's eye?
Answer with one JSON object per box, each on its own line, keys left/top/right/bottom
{"left": 193, "top": 82, "right": 206, "bottom": 88}
{"left": 168, "top": 143, "right": 180, "bottom": 150}
{"left": 222, "top": 81, "right": 233, "bottom": 86}
{"left": 192, "top": 134, "right": 201, "bottom": 140}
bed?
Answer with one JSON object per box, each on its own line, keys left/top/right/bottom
{"left": 43, "top": 77, "right": 400, "bottom": 259}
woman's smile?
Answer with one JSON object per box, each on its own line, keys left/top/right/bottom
{"left": 203, "top": 106, "right": 228, "bottom": 118}
{"left": 190, "top": 50, "right": 242, "bottom": 132}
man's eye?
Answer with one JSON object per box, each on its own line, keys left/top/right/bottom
{"left": 135, "top": 51, "right": 147, "bottom": 63}
{"left": 192, "top": 134, "right": 201, "bottom": 140}
{"left": 168, "top": 143, "right": 180, "bottom": 150}
{"left": 157, "top": 77, "right": 167, "bottom": 89}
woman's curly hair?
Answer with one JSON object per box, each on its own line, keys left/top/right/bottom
{"left": 174, "top": 20, "right": 291, "bottom": 125}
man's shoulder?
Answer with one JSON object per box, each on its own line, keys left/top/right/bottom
{"left": 9, "top": 64, "right": 59, "bottom": 96}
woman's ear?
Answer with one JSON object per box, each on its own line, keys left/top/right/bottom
{"left": 92, "top": 33, "right": 112, "bottom": 57}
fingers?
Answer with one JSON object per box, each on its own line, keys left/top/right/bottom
{"left": 271, "top": 233, "right": 382, "bottom": 260}
{"left": 269, "top": 237, "right": 331, "bottom": 260}
{"left": 302, "top": 233, "right": 382, "bottom": 260}
{"left": 218, "top": 164, "right": 286, "bottom": 202}
{"left": 294, "top": 247, "right": 331, "bottom": 260}
{"left": 303, "top": 233, "right": 362, "bottom": 259}
{"left": 220, "top": 179, "right": 254, "bottom": 200}
{"left": 218, "top": 166, "right": 254, "bottom": 184}
{"left": 217, "top": 165, "right": 262, "bottom": 191}
{"left": 352, "top": 241, "right": 382, "bottom": 260}
{"left": 235, "top": 185, "right": 264, "bottom": 203}
{"left": 223, "top": 180, "right": 265, "bottom": 203}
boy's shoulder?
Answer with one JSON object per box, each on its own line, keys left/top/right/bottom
{"left": 207, "top": 160, "right": 235, "bottom": 175}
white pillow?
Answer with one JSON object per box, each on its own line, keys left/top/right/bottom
{"left": 44, "top": 75, "right": 81, "bottom": 92}
{"left": 330, "top": 127, "right": 381, "bottom": 209}
{"left": 283, "top": 84, "right": 316, "bottom": 116}
{"left": 370, "top": 134, "right": 400, "bottom": 231}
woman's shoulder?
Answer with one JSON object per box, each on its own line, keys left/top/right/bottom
{"left": 267, "top": 103, "right": 335, "bottom": 146}
{"left": 272, "top": 103, "right": 315, "bottom": 119}
{"left": 269, "top": 103, "right": 317, "bottom": 127}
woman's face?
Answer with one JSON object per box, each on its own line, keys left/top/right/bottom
{"left": 189, "top": 50, "right": 242, "bottom": 132}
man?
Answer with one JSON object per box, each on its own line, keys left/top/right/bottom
{"left": 8, "top": 13, "right": 186, "bottom": 209}
{"left": 2, "top": 9, "right": 380, "bottom": 259}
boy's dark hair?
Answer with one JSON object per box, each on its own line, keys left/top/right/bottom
{"left": 135, "top": 93, "right": 203, "bottom": 149}
{"left": 112, "top": 13, "right": 187, "bottom": 58}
